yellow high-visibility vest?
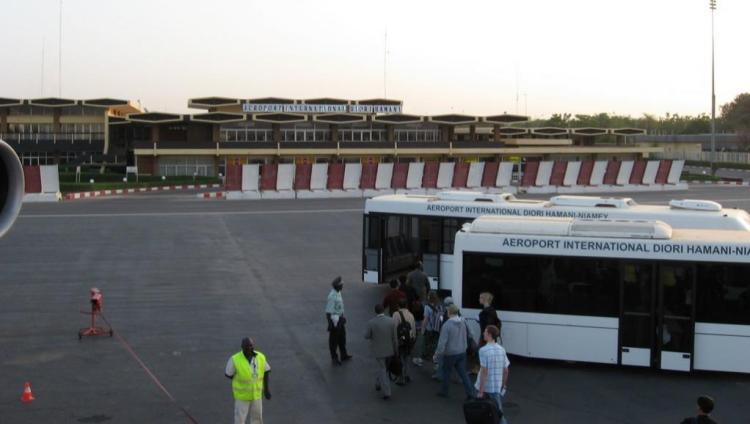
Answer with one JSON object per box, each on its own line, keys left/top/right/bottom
{"left": 231, "top": 351, "right": 267, "bottom": 401}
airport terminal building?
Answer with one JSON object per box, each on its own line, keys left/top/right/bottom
{"left": 0, "top": 97, "right": 141, "bottom": 166}
{"left": 1, "top": 96, "right": 655, "bottom": 177}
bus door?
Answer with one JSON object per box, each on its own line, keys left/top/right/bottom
{"left": 619, "top": 262, "right": 696, "bottom": 371}
{"left": 381, "top": 215, "right": 416, "bottom": 283}
{"left": 657, "top": 263, "right": 696, "bottom": 371}
{"left": 619, "top": 262, "right": 654, "bottom": 367}
{"left": 363, "top": 214, "right": 383, "bottom": 284}
{"left": 417, "top": 217, "right": 442, "bottom": 290}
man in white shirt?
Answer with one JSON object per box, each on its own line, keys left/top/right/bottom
{"left": 475, "top": 325, "right": 509, "bottom": 424}
{"left": 325, "top": 276, "right": 352, "bottom": 365}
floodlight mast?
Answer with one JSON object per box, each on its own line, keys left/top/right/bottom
{"left": 709, "top": 0, "right": 716, "bottom": 172}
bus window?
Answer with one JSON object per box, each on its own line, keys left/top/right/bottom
{"left": 383, "top": 215, "right": 416, "bottom": 279}
{"left": 462, "top": 252, "right": 619, "bottom": 317}
{"left": 365, "top": 215, "right": 381, "bottom": 249}
{"left": 419, "top": 217, "right": 441, "bottom": 254}
{"left": 418, "top": 217, "right": 442, "bottom": 279}
{"left": 364, "top": 215, "right": 382, "bottom": 273}
{"left": 696, "top": 264, "right": 750, "bottom": 325}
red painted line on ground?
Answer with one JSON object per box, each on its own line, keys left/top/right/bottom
{"left": 98, "top": 314, "right": 200, "bottom": 424}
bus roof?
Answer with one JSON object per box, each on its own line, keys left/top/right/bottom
{"left": 364, "top": 191, "right": 750, "bottom": 231}
{"left": 457, "top": 216, "right": 750, "bottom": 263}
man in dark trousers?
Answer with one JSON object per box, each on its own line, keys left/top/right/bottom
{"left": 680, "top": 396, "right": 718, "bottom": 424}
{"left": 407, "top": 261, "right": 429, "bottom": 302}
{"left": 365, "top": 304, "right": 398, "bottom": 400}
{"left": 225, "top": 337, "right": 271, "bottom": 424}
{"left": 325, "top": 276, "right": 352, "bottom": 365}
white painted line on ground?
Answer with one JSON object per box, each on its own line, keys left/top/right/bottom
{"left": 19, "top": 208, "right": 363, "bottom": 219}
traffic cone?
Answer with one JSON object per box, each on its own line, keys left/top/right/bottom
{"left": 20, "top": 382, "right": 35, "bottom": 403}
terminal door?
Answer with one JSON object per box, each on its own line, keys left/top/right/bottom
{"left": 619, "top": 262, "right": 696, "bottom": 371}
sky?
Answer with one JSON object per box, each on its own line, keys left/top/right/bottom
{"left": 1, "top": 0, "right": 748, "bottom": 118}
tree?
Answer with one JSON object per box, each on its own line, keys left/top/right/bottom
{"left": 721, "top": 93, "right": 750, "bottom": 132}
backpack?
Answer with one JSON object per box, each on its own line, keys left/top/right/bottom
{"left": 396, "top": 311, "right": 414, "bottom": 352}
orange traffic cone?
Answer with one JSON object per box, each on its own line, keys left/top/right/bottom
{"left": 21, "top": 382, "right": 35, "bottom": 403}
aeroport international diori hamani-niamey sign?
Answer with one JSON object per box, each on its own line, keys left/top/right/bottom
{"left": 242, "top": 103, "right": 402, "bottom": 114}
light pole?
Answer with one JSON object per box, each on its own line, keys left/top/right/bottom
{"left": 710, "top": 0, "right": 717, "bottom": 172}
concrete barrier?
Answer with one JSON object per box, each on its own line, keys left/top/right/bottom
{"left": 526, "top": 161, "right": 556, "bottom": 193}
{"left": 642, "top": 161, "right": 660, "bottom": 185}
{"left": 23, "top": 165, "right": 60, "bottom": 202}
{"left": 467, "top": 162, "right": 484, "bottom": 188}
{"left": 488, "top": 162, "right": 516, "bottom": 194}
{"left": 590, "top": 161, "right": 607, "bottom": 186}
{"left": 563, "top": 161, "right": 581, "bottom": 186}
{"left": 497, "top": 162, "right": 513, "bottom": 187}
{"left": 242, "top": 164, "right": 260, "bottom": 191}
{"left": 402, "top": 162, "right": 425, "bottom": 194}
{"left": 337, "top": 163, "right": 363, "bottom": 197}
{"left": 296, "top": 163, "right": 329, "bottom": 199}
{"left": 364, "top": 163, "right": 394, "bottom": 197}
{"left": 262, "top": 164, "right": 295, "bottom": 199}
{"left": 616, "top": 160, "right": 634, "bottom": 186}
{"left": 437, "top": 162, "right": 455, "bottom": 189}
{"left": 667, "top": 160, "right": 684, "bottom": 184}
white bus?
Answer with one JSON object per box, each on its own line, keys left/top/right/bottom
{"left": 362, "top": 191, "right": 750, "bottom": 290}
{"left": 452, "top": 216, "right": 750, "bottom": 373}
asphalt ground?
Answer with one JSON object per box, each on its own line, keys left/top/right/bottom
{"left": 1, "top": 186, "right": 750, "bottom": 423}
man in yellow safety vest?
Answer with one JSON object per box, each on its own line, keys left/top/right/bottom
{"left": 225, "top": 337, "right": 271, "bottom": 424}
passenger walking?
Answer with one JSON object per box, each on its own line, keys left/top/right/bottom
{"left": 434, "top": 304, "right": 475, "bottom": 399}
{"left": 365, "top": 304, "right": 399, "bottom": 400}
{"left": 472, "top": 292, "right": 502, "bottom": 374}
{"left": 475, "top": 325, "right": 510, "bottom": 424}
{"left": 422, "top": 291, "right": 444, "bottom": 361}
{"left": 326, "top": 276, "right": 352, "bottom": 365}
{"left": 392, "top": 298, "right": 416, "bottom": 385}
{"left": 407, "top": 261, "right": 429, "bottom": 302}
{"left": 680, "top": 396, "right": 718, "bottom": 424}
{"left": 225, "top": 337, "right": 271, "bottom": 424}
{"left": 478, "top": 292, "right": 502, "bottom": 338}
{"left": 382, "top": 279, "right": 406, "bottom": 316}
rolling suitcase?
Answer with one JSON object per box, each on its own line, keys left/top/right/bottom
{"left": 463, "top": 397, "right": 502, "bottom": 424}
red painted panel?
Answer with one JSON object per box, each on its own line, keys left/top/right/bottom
{"left": 629, "top": 160, "right": 646, "bottom": 184}
{"left": 655, "top": 160, "right": 672, "bottom": 184}
{"left": 327, "top": 163, "right": 345, "bottom": 190}
{"left": 481, "top": 162, "right": 499, "bottom": 187}
{"left": 549, "top": 161, "right": 567, "bottom": 186}
{"left": 391, "top": 163, "right": 408, "bottom": 189}
{"left": 23, "top": 166, "right": 42, "bottom": 194}
{"left": 260, "top": 163, "right": 278, "bottom": 191}
{"left": 520, "top": 161, "right": 539, "bottom": 187}
{"left": 225, "top": 163, "right": 243, "bottom": 191}
{"left": 294, "top": 163, "right": 312, "bottom": 190}
{"left": 422, "top": 161, "right": 439, "bottom": 189}
{"left": 452, "top": 162, "right": 470, "bottom": 188}
{"left": 577, "top": 160, "right": 594, "bottom": 185}
{"left": 603, "top": 161, "right": 620, "bottom": 185}
{"left": 360, "top": 163, "right": 377, "bottom": 189}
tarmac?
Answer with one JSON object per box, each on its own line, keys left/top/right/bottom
{"left": 1, "top": 187, "right": 749, "bottom": 423}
